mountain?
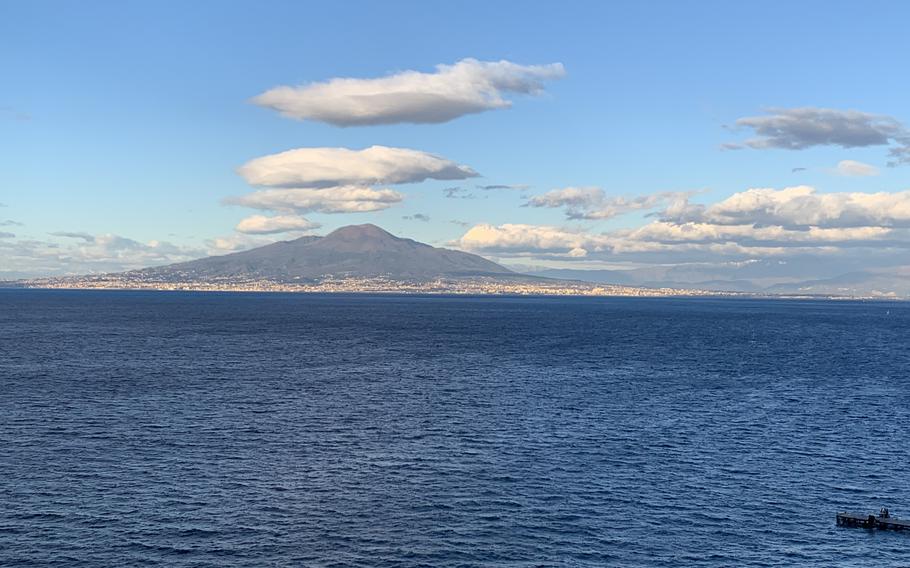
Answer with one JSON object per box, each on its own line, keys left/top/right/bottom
{"left": 136, "top": 224, "right": 514, "bottom": 281}
{"left": 529, "top": 262, "right": 910, "bottom": 298}
{"left": 764, "top": 270, "right": 910, "bottom": 298}
{"left": 19, "top": 225, "right": 733, "bottom": 297}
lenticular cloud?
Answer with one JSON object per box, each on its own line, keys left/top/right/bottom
{"left": 237, "top": 145, "right": 478, "bottom": 188}
{"left": 228, "top": 145, "right": 478, "bottom": 216}
{"left": 252, "top": 58, "right": 566, "bottom": 126}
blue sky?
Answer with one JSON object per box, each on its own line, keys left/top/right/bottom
{"left": 3, "top": 0, "right": 910, "bottom": 281}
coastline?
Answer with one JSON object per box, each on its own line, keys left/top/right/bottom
{"left": 3, "top": 281, "right": 900, "bottom": 302}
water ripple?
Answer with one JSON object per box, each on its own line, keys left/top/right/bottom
{"left": 1, "top": 290, "right": 909, "bottom": 566}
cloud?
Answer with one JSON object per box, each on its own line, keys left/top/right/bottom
{"left": 732, "top": 107, "right": 905, "bottom": 149}
{"left": 527, "top": 187, "right": 698, "bottom": 220}
{"left": 50, "top": 231, "right": 96, "bottom": 242}
{"left": 456, "top": 224, "right": 611, "bottom": 255}
{"left": 727, "top": 107, "right": 910, "bottom": 163}
{"left": 455, "top": 186, "right": 910, "bottom": 264}
{"left": 230, "top": 146, "right": 477, "bottom": 221}
{"left": 888, "top": 145, "right": 910, "bottom": 165}
{"left": 235, "top": 214, "right": 320, "bottom": 235}
{"left": 834, "top": 159, "right": 879, "bottom": 177}
{"left": 205, "top": 233, "right": 275, "bottom": 254}
{"left": 205, "top": 234, "right": 272, "bottom": 254}
{"left": 454, "top": 222, "right": 904, "bottom": 263}
{"left": 0, "top": 233, "right": 206, "bottom": 277}
{"left": 693, "top": 186, "right": 910, "bottom": 228}
{"left": 477, "top": 184, "right": 529, "bottom": 191}
{"left": 0, "top": 232, "right": 14, "bottom": 239}
{"left": 238, "top": 145, "right": 477, "bottom": 188}
{"left": 402, "top": 213, "right": 430, "bottom": 222}
{"left": 450, "top": 220, "right": 471, "bottom": 228}
{"left": 252, "top": 58, "right": 566, "bottom": 126}
{"left": 0, "top": 220, "right": 22, "bottom": 227}
{"left": 443, "top": 186, "right": 474, "bottom": 199}
{"left": 227, "top": 186, "right": 403, "bottom": 214}
{"left": 626, "top": 220, "right": 895, "bottom": 247}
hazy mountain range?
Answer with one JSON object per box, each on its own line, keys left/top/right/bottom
{"left": 529, "top": 261, "right": 910, "bottom": 298}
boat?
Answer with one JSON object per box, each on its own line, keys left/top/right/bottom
{"left": 837, "top": 508, "right": 910, "bottom": 531}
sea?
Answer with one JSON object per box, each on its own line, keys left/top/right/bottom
{"left": 1, "top": 289, "right": 909, "bottom": 567}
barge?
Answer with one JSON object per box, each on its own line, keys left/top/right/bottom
{"left": 837, "top": 508, "right": 910, "bottom": 531}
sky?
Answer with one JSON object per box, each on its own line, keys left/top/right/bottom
{"left": 3, "top": 0, "right": 910, "bottom": 282}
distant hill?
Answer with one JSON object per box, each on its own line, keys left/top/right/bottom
{"left": 529, "top": 264, "right": 910, "bottom": 298}
{"left": 134, "top": 224, "right": 514, "bottom": 281}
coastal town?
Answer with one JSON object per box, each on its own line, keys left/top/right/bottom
{"left": 15, "top": 273, "right": 727, "bottom": 297}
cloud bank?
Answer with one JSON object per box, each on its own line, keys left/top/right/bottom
{"left": 456, "top": 186, "right": 910, "bottom": 263}
{"left": 692, "top": 186, "right": 910, "bottom": 228}
{"left": 0, "top": 233, "right": 206, "bottom": 278}
{"left": 252, "top": 59, "right": 565, "bottom": 126}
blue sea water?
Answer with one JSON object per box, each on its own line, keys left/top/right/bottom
{"left": 1, "top": 289, "right": 909, "bottom": 567}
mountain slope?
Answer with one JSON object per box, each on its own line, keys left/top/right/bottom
{"left": 136, "top": 224, "right": 513, "bottom": 281}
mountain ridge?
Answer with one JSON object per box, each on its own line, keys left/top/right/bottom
{"left": 528, "top": 265, "right": 910, "bottom": 297}
{"left": 135, "top": 224, "right": 514, "bottom": 281}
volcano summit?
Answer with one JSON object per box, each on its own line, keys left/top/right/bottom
{"left": 17, "top": 225, "right": 713, "bottom": 297}
{"left": 137, "top": 224, "right": 513, "bottom": 281}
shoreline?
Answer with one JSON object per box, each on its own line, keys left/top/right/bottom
{"left": 1, "top": 283, "right": 901, "bottom": 302}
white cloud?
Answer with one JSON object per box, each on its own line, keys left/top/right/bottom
{"left": 456, "top": 223, "right": 612, "bottom": 255}
{"left": 834, "top": 159, "right": 879, "bottom": 177}
{"left": 235, "top": 214, "right": 321, "bottom": 235}
{"left": 205, "top": 233, "right": 276, "bottom": 254}
{"left": 455, "top": 186, "right": 910, "bottom": 264}
{"left": 454, "top": 221, "right": 904, "bottom": 263}
{"left": 230, "top": 146, "right": 477, "bottom": 218}
{"left": 698, "top": 186, "right": 910, "bottom": 228}
{"left": 238, "top": 145, "right": 477, "bottom": 188}
{"left": 527, "top": 187, "right": 696, "bottom": 220}
{"left": 227, "top": 186, "right": 403, "bottom": 214}
{"left": 567, "top": 247, "right": 588, "bottom": 258}
{"left": 627, "top": 220, "right": 894, "bottom": 245}
{"left": 252, "top": 58, "right": 566, "bottom": 126}
{"left": 0, "top": 233, "right": 206, "bottom": 277}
